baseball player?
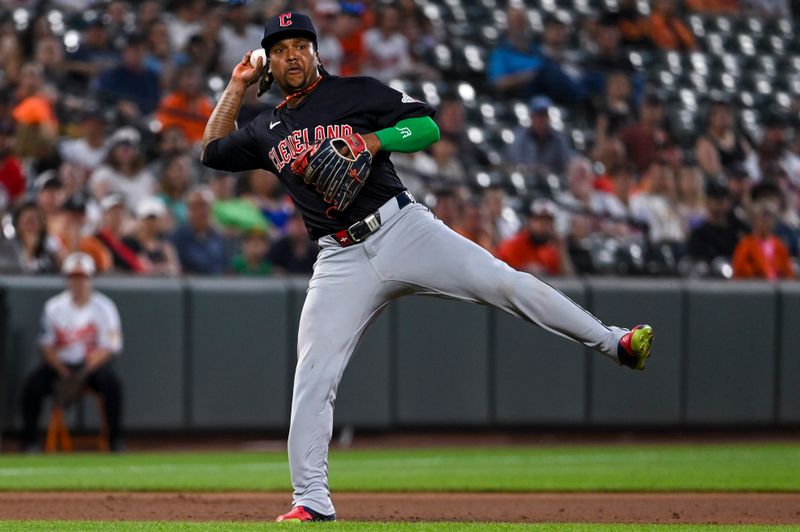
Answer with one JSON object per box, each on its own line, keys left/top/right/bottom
{"left": 201, "top": 12, "right": 653, "bottom": 522}
{"left": 20, "top": 252, "right": 124, "bottom": 452}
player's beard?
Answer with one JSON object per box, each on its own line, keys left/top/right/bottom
{"left": 283, "top": 66, "right": 314, "bottom": 94}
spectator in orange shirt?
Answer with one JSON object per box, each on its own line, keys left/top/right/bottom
{"left": 496, "top": 199, "right": 563, "bottom": 276}
{"left": 647, "top": 0, "right": 696, "bottom": 50}
{"left": 156, "top": 65, "right": 213, "bottom": 145}
{"left": 12, "top": 63, "right": 58, "bottom": 160}
{"left": 732, "top": 201, "right": 795, "bottom": 280}
{"left": 337, "top": 3, "right": 367, "bottom": 76}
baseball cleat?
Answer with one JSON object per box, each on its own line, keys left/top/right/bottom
{"left": 275, "top": 506, "right": 336, "bottom": 522}
{"left": 617, "top": 324, "right": 654, "bottom": 370}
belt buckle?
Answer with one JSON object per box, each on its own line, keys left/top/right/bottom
{"left": 364, "top": 214, "right": 380, "bottom": 232}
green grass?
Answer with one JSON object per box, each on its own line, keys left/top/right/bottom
{"left": 0, "top": 444, "right": 798, "bottom": 492}
{"left": 1, "top": 523, "right": 799, "bottom": 532}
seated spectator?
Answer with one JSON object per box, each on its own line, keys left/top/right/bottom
{"left": 0, "top": 200, "right": 62, "bottom": 273}
{"left": 362, "top": 4, "right": 412, "bottom": 82}
{"left": 750, "top": 180, "right": 800, "bottom": 256}
{"left": 123, "top": 196, "right": 181, "bottom": 276}
{"left": 688, "top": 180, "right": 744, "bottom": 265}
{"left": 337, "top": 3, "right": 367, "bottom": 76}
{"left": 677, "top": 163, "right": 707, "bottom": 231}
{"left": 144, "top": 19, "right": 176, "bottom": 88}
{"left": 267, "top": 210, "right": 319, "bottom": 275}
{"left": 58, "top": 108, "right": 108, "bottom": 176}
{"left": 35, "top": 173, "right": 66, "bottom": 234}
{"left": 232, "top": 228, "right": 272, "bottom": 276}
{"left": 506, "top": 96, "right": 573, "bottom": 181}
{"left": 758, "top": 112, "right": 800, "bottom": 187}
{"left": 156, "top": 65, "right": 214, "bottom": 145}
{"left": 583, "top": 14, "right": 638, "bottom": 95}
{"left": 695, "top": 99, "right": 756, "bottom": 181}
{"left": 630, "top": 161, "right": 686, "bottom": 245}
{"left": 62, "top": 18, "right": 119, "bottom": 90}
{"left": 612, "top": 0, "right": 649, "bottom": 47}
{"left": 96, "top": 34, "right": 161, "bottom": 120}
{"left": 166, "top": 0, "right": 205, "bottom": 52}
{"left": 0, "top": 122, "right": 24, "bottom": 209}
{"left": 172, "top": 187, "right": 229, "bottom": 274}
{"left": 592, "top": 71, "right": 636, "bottom": 148}
{"left": 488, "top": 7, "right": 584, "bottom": 104}
{"left": 619, "top": 93, "right": 672, "bottom": 173}
{"left": 21, "top": 252, "right": 124, "bottom": 452}
{"left": 313, "top": 1, "right": 344, "bottom": 76}
{"left": 431, "top": 187, "right": 463, "bottom": 229}
{"left": 53, "top": 192, "right": 113, "bottom": 273}
{"left": 409, "top": 133, "right": 466, "bottom": 184}
{"left": 482, "top": 186, "right": 521, "bottom": 248}
{"left": 454, "top": 198, "right": 494, "bottom": 252}
{"left": 496, "top": 199, "right": 564, "bottom": 276}
{"left": 240, "top": 169, "right": 293, "bottom": 234}
{"left": 219, "top": 0, "right": 264, "bottom": 73}
{"left": 90, "top": 128, "right": 157, "bottom": 209}
{"left": 94, "top": 195, "right": 146, "bottom": 273}
{"left": 158, "top": 151, "right": 195, "bottom": 228}
{"left": 647, "top": 0, "right": 696, "bottom": 50}
{"left": 732, "top": 201, "right": 795, "bottom": 279}
{"left": 435, "top": 94, "right": 490, "bottom": 169}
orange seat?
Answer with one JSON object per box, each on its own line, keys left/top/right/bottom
{"left": 45, "top": 391, "right": 109, "bottom": 452}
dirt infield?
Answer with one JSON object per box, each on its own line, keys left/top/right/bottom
{"left": 1, "top": 492, "right": 799, "bottom": 524}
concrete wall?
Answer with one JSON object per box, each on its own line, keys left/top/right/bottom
{"left": 1, "top": 276, "right": 797, "bottom": 433}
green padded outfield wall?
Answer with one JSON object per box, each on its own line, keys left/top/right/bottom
{"left": 685, "top": 281, "right": 777, "bottom": 424}
{"left": 395, "top": 296, "right": 491, "bottom": 426}
{"left": 779, "top": 283, "right": 800, "bottom": 423}
{"left": 588, "top": 279, "right": 683, "bottom": 425}
{"left": 493, "top": 279, "right": 588, "bottom": 425}
{"left": 188, "top": 278, "right": 290, "bottom": 429}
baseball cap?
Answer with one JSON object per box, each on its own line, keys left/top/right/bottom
{"left": 108, "top": 126, "right": 141, "bottom": 147}
{"left": 62, "top": 252, "right": 96, "bottom": 277}
{"left": 63, "top": 192, "right": 88, "bottom": 214}
{"left": 101, "top": 194, "right": 125, "bottom": 212}
{"left": 529, "top": 96, "right": 552, "bottom": 114}
{"left": 135, "top": 196, "right": 167, "bottom": 219}
{"left": 530, "top": 198, "right": 557, "bottom": 218}
{"left": 34, "top": 171, "right": 62, "bottom": 192}
{"left": 261, "top": 12, "right": 317, "bottom": 53}
{"left": 705, "top": 180, "right": 729, "bottom": 199}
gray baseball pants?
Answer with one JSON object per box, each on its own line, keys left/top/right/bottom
{"left": 290, "top": 199, "right": 626, "bottom": 516}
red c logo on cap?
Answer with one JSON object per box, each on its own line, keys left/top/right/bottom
{"left": 279, "top": 13, "right": 292, "bottom": 27}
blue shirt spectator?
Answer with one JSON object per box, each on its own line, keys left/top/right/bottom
{"left": 172, "top": 188, "right": 229, "bottom": 274}
{"left": 96, "top": 35, "right": 160, "bottom": 118}
{"left": 506, "top": 97, "right": 573, "bottom": 180}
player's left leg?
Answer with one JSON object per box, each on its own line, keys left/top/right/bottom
{"left": 85, "top": 366, "right": 124, "bottom": 450}
{"left": 370, "top": 203, "right": 650, "bottom": 366}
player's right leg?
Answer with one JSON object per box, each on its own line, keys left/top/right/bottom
{"left": 370, "top": 203, "right": 652, "bottom": 367}
{"left": 282, "top": 237, "right": 400, "bottom": 521}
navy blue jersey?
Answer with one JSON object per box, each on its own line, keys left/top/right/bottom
{"left": 202, "top": 75, "right": 434, "bottom": 240}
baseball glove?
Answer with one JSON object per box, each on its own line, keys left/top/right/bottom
{"left": 291, "top": 133, "right": 372, "bottom": 213}
{"left": 54, "top": 371, "right": 87, "bottom": 408}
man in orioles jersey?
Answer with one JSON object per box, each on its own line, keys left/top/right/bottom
{"left": 21, "top": 252, "right": 124, "bottom": 452}
{"left": 201, "top": 11, "right": 654, "bottom": 522}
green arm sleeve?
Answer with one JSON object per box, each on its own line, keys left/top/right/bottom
{"left": 374, "top": 116, "right": 440, "bottom": 153}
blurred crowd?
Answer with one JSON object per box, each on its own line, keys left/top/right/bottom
{"left": 0, "top": 0, "right": 798, "bottom": 279}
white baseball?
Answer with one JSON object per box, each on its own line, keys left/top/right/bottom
{"left": 250, "top": 48, "right": 267, "bottom": 69}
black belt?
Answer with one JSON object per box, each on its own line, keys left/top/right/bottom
{"left": 332, "top": 192, "right": 414, "bottom": 247}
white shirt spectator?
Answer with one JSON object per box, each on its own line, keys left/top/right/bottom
{"left": 316, "top": 34, "right": 343, "bottom": 76}
{"left": 38, "top": 290, "right": 123, "bottom": 365}
{"left": 630, "top": 193, "right": 685, "bottom": 243}
{"left": 89, "top": 165, "right": 157, "bottom": 209}
{"left": 219, "top": 24, "right": 264, "bottom": 72}
{"left": 362, "top": 28, "right": 411, "bottom": 82}
{"left": 59, "top": 138, "right": 107, "bottom": 172}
